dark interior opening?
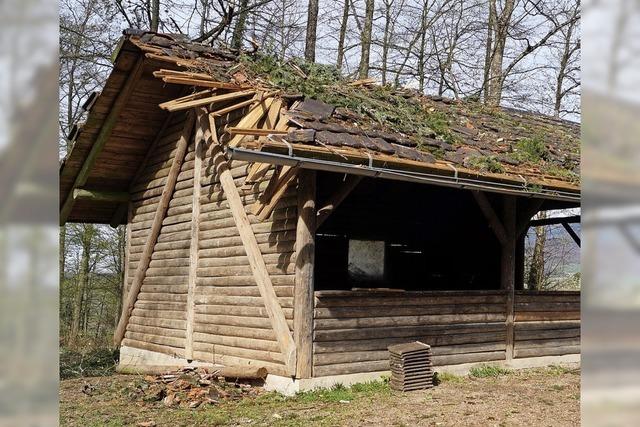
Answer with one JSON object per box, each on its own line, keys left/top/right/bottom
{"left": 314, "top": 172, "right": 505, "bottom": 291}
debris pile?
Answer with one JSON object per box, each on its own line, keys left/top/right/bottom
{"left": 128, "top": 367, "right": 261, "bottom": 409}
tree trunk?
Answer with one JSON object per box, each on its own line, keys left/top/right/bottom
{"left": 417, "top": 4, "right": 429, "bottom": 92}
{"left": 358, "top": 0, "right": 375, "bottom": 79}
{"left": 482, "top": 0, "right": 495, "bottom": 103}
{"left": 527, "top": 211, "right": 547, "bottom": 291}
{"left": 336, "top": 0, "right": 350, "bottom": 70}
{"left": 150, "top": 0, "right": 160, "bottom": 32}
{"left": 231, "top": 0, "right": 250, "bottom": 50}
{"left": 70, "top": 226, "right": 92, "bottom": 344}
{"left": 304, "top": 0, "right": 319, "bottom": 62}
{"left": 554, "top": 21, "right": 576, "bottom": 117}
{"left": 381, "top": 0, "right": 393, "bottom": 85}
{"left": 485, "top": 0, "right": 514, "bottom": 107}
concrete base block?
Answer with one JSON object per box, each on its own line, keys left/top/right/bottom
{"left": 264, "top": 354, "right": 580, "bottom": 395}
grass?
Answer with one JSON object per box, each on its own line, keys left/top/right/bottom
{"left": 433, "top": 371, "right": 464, "bottom": 384}
{"left": 60, "top": 347, "right": 119, "bottom": 379}
{"left": 469, "top": 364, "right": 511, "bottom": 378}
{"left": 512, "top": 135, "right": 547, "bottom": 162}
{"left": 542, "top": 164, "right": 579, "bottom": 182}
{"left": 466, "top": 155, "right": 505, "bottom": 173}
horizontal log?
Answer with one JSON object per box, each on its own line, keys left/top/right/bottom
{"left": 190, "top": 351, "right": 288, "bottom": 377}
{"left": 515, "top": 328, "right": 580, "bottom": 341}
{"left": 194, "top": 313, "right": 293, "bottom": 329}
{"left": 197, "top": 252, "right": 295, "bottom": 268}
{"left": 313, "top": 331, "right": 507, "bottom": 353}
{"left": 195, "top": 304, "right": 294, "bottom": 319}
{"left": 132, "top": 308, "right": 186, "bottom": 320}
{"left": 193, "top": 295, "right": 293, "bottom": 308}
{"left": 432, "top": 351, "right": 505, "bottom": 366}
{"left": 125, "top": 331, "right": 185, "bottom": 349}
{"left": 134, "top": 301, "right": 185, "bottom": 311}
{"left": 515, "top": 302, "right": 581, "bottom": 312}
{"left": 199, "top": 240, "right": 295, "bottom": 258}
{"left": 313, "top": 322, "right": 506, "bottom": 341}
{"left": 148, "top": 258, "right": 191, "bottom": 268}
{"left": 199, "top": 231, "right": 296, "bottom": 250}
{"left": 515, "top": 311, "right": 580, "bottom": 321}
{"left": 197, "top": 263, "right": 294, "bottom": 276}
{"left": 196, "top": 285, "right": 293, "bottom": 297}
{"left": 192, "top": 332, "right": 280, "bottom": 353}
{"left": 314, "top": 293, "right": 507, "bottom": 308}
{"left": 514, "top": 337, "right": 580, "bottom": 350}
{"left": 196, "top": 274, "right": 295, "bottom": 287}
{"left": 314, "top": 303, "right": 506, "bottom": 319}
{"left": 314, "top": 313, "right": 506, "bottom": 330}
{"left": 514, "top": 345, "right": 580, "bottom": 358}
{"left": 140, "top": 276, "right": 188, "bottom": 286}
{"left": 139, "top": 284, "right": 188, "bottom": 294}
{"left": 126, "top": 323, "right": 186, "bottom": 339}
{"left": 192, "top": 341, "right": 284, "bottom": 365}
{"left": 513, "top": 320, "right": 580, "bottom": 331}
{"left": 313, "top": 360, "right": 390, "bottom": 377}
{"left": 128, "top": 315, "right": 186, "bottom": 330}
{"left": 115, "top": 364, "right": 268, "bottom": 380}
{"left": 193, "top": 323, "right": 277, "bottom": 341}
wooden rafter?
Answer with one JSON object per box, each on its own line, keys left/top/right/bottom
{"left": 516, "top": 199, "right": 545, "bottom": 237}
{"left": 562, "top": 222, "right": 581, "bottom": 247}
{"left": 203, "top": 117, "right": 297, "bottom": 375}
{"left": 316, "top": 175, "right": 363, "bottom": 228}
{"left": 160, "top": 89, "right": 255, "bottom": 112}
{"left": 73, "top": 189, "right": 130, "bottom": 203}
{"left": 60, "top": 57, "right": 145, "bottom": 225}
{"left": 251, "top": 166, "right": 298, "bottom": 220}
{"left": 472, "top": 191, "right": 508, "bottom": 246}
{"left": 227, "top": 97, "right": 275, "bottom": 148}
{"left": 113, "top": 112, "right": 196, "bottom": 346}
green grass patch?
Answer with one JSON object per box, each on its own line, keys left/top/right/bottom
{"left": 60, "top": 347, "right": 119, "bottom": 379}
{"left": 466, "top": 155, "right": 505, "bottom": 173}
{"left": 434, "top": 371, "right": 464, "bottom": 385}
{"left": 512, "top": 135, "right": 547, "bottom": 162}
{"left": 547, "top": 365, "right": 579, "bottom": 376}
{"left": 469, "top": 364, "right": 511, "bottom": 378}
{"left": 542, "top": 164, "right": 579, "bottom": 182}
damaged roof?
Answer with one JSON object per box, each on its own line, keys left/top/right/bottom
{"left": 60, "top": 30, "right": 580, "bottom": 224}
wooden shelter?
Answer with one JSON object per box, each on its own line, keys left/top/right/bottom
{"left": 60, "top": 31, "right": 581, "bottom": 387}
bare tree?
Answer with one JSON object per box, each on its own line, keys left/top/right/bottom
{"left": 358, "top": 0, "right": 375, "bottom": 78}
{"left": 304, "top": 0, "right": 320, "bottom": 61}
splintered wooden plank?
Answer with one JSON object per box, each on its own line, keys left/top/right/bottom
{"left": 161, "top": 89, "right": 256, "bottom": 112}
{"left": 113, "top": 111, "right": 196, "bottom": 346}
{"left": 203, "top": 118, "right": 297, "bottom": 375}
{"left": 227, "top": 127, "right": 288, "bottom": 136}
{"left": 316, "top": 175, "right": 363, "bottom": 228}
{"left": 227, "top": 97, "right": 275, "bottom": 147}
{"left": 60, "top": 57, "right": 145, "bottom": 225}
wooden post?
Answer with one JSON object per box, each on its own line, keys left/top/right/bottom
{"left": 113, "top": 112, "right": 196, "bottom": 346}
{"left": 185, "top": 109, "right": 205, "bottom": 360}
{"left": 294, "top": 170, "right": 316, "bottom": 378}
{"left": 60, "top": 57, "right": 145, "bottom": 225}
{"left": 501, "top": 196, "right": 517, "bottom": 361}
{"left": 207, "top": 120, "right": 297, "bottom": 375}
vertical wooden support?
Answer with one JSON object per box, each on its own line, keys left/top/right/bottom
{"left": 294, "top": 170, "right": 316, "bottom": 378}
{"left": 501, "top": 196, "right": 517, "bottom": 361}
{"left": 185, "top": 110, "right": 205, "bottom": 360}
{"left": 120, "top": 202, "right": 132, "bottom": 322}
{"left": 113, "top": 112, "right": 196, "bottom": 346}
{"left": 207, "top": 121, "right": 297, "bottom": 375}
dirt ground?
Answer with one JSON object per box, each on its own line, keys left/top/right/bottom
{"left": 59, "top": 366, "right": 580, "bottom": 427}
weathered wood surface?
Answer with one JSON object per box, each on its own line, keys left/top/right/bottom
{"left": 294, "top": 170, "right": 316, "bottom": 378}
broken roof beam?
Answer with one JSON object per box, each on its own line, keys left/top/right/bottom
{"left": 60, "top": 57, "right": 145, "bottom": 226}
{"left": 227, "top": 97, "right": 275, "bottom": 148}
{"left": 160, "top": 89, "right": 255, "bottom": 112}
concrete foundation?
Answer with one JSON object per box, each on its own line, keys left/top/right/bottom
{"left": 119, "top": 346, "right": 580, "bottom": 396}
{"left": 265, "top": 354, "right": 581, "bottom": 396}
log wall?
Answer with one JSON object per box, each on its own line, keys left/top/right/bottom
{"left": 312, "top": 290, "right": 508, "bottom": 377}
{"left": 513, "top": 291, "right": 580, "bottom": 358}
{"left": 122, "top": 110, "right": 298, "bottom": 377}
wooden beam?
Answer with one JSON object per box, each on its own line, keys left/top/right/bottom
{"left": 294, "top": 170, "right": 316, "bottom": 378}
{"left": 562, "top": 222, "right": 581, "bottom": 247}
{"left": 73, "top": 189, "right": 130, "bottom": 203}
{"left": 206, "top": 120, "right": 297, "bottom": 375}
{"left": 501, "top": 196, "right": 517, "bottom": 361}
{"left": 316, "top": 175, "right": 363, "bottom": 228}
{"left": 530, "top": 215, "right": 580, "bottom": 227}
{"left": 516, "top": 199, "right": 545, "bottom": 237}
{"left": 256, "top": 167, "right": 298, "bottom": 221}
{"left": 227, "top": 127, "right": 288, "bottom": 136}
{"left": 472, "top": 191, "right": 508, "bottom": 246}
{"left": 113, "top": 112, "right": 196, "bottom": 346}
{"left": 60, "top": 57, "right": 145, "bottom": 225}
{"left": 160, "top": 89, "right": 255, "bottom": 112}
{"left": 227, "top": 97, "right": 275, "bottom": 148}
{"left": 185, "top": 109, "right": 206, "bottom": 360}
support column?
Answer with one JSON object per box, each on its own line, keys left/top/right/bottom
{"left": 294, "top": 170, "right": 316, "bottom": 378}
{"left": 501, "top": 196, "right": 517, "bottom": 361}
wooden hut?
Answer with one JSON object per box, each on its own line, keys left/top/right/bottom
{"left": 59, "top": 30, "right": 581, "bottom": 392}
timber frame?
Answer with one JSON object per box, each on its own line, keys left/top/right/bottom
{"left": 60, "top": 31, "right": 581, "bottom": 381}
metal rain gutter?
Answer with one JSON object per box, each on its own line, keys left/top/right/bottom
{"left": 228, "top": 147, "right": 580, "bottom": 203}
